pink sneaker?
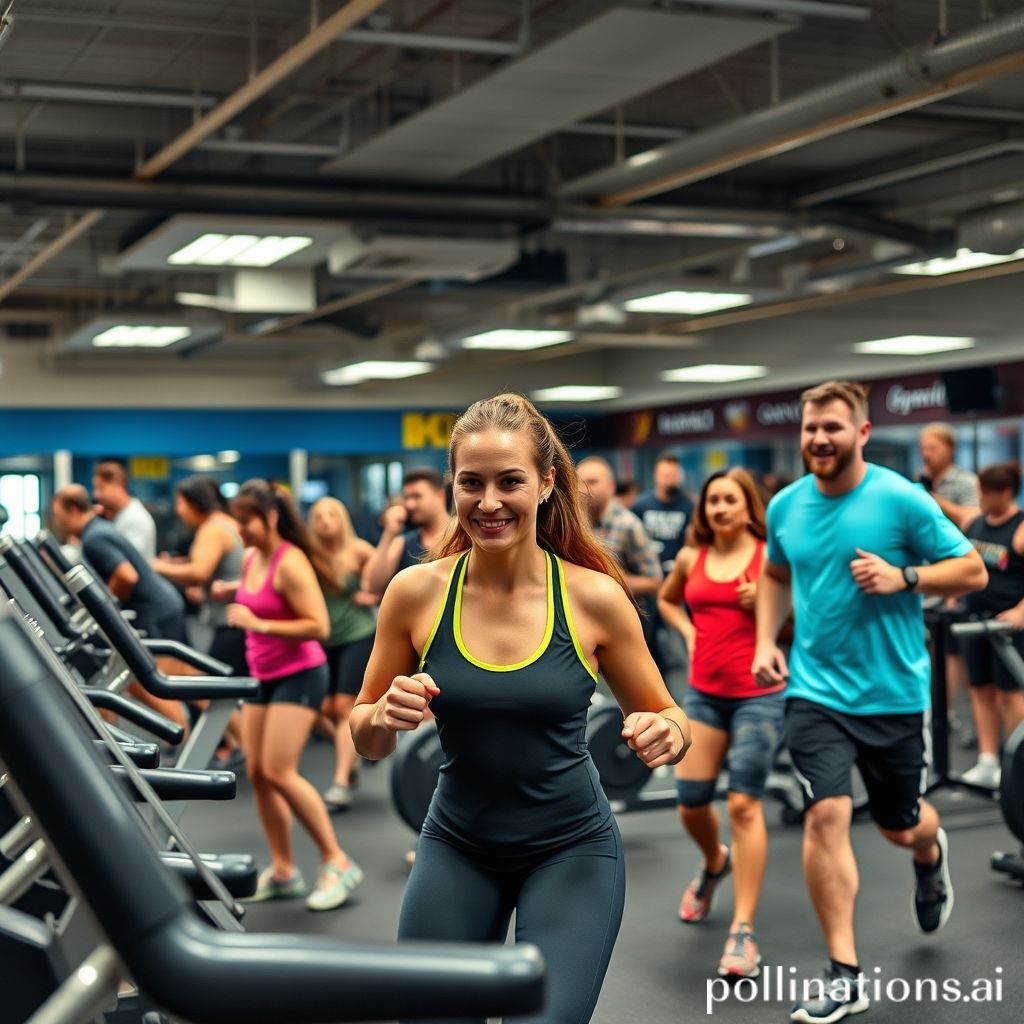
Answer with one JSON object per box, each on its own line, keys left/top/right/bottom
{"left": 679, "top": 848, "right": 731, "bottom": 923}
{"left": 718, "top": 925, "right": 760, "bottom": 979}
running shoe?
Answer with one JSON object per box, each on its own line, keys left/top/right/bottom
{"left": 717, "top": 925, "right": 760, "bottom": 979}
{"left": 679, "top": 847, "right": 731, "bottom": 923}
{"left": 306, "top": 861, "right": 364, "bottom": 912}
{"left": 247, "top": 867, "right": 306, "bottom": 902}
{"left": 323, "top": 782, "right": 353, "bottom": 810}
{"left": 790, "top": 965, "right": 869, "bottom": 1023}
{"left": 913, "top": 827, "right": 954, "bottom": 934}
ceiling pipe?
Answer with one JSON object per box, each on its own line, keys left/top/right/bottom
{"left": 0, "top": 172, "right": 792, "bottom": 228}
{"left": 673, "top": 0, "right": 871, "bottom": 20}
{"left": 0, "top": 80, "right": 219, "bottom": 110}
{"left": 338, "top": 28, "right": 520, "bottom": 56}
{"left": 560, "top": 8, "right": 1024, "bottom": 207}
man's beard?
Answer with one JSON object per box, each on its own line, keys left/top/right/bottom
{"left": 803, "top": 444, "right": 854, "bottom": 480}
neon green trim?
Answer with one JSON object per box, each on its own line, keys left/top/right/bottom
{"left": 418, "top": 555, "right": 464, "bottom": 670}
{"left": 453, "top": 551, "right": 555, "bottom": 672}
{"left": 556, "top": 555, "right": 599, "bottom": 684}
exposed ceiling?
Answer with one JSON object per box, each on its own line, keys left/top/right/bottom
{"left": 1, "top": 0, "right": 1023, "bottom": 410}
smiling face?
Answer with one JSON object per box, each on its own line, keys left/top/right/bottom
{"left": 452, "top": 429, "right": 554, "bottom": 553}
{"left": 801, "top": 398, "right": 869, "bottom": 482}
{"left": 704, "top": 476, "right": 749, "bottom": 536}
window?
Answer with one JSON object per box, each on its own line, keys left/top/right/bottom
{"left": 0, "top": 474, "right": 42, "bottom": 539}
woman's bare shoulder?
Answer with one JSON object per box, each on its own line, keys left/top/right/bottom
{"left": 560, "top": 561, "right": 631, "bottom": 618}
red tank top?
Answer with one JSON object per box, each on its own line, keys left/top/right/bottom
{"left": 236, "top": 542, "right": 326, "bottom": 682}
{"left": 683, "top": 541, "right": 780, "bottom": 699}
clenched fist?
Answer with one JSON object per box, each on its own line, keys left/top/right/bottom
{"left": 377, "top": 672, "right": 440, "bottom": 731}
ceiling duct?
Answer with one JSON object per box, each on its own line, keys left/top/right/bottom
{"left": 180, "top": 270, "right": 317, "bottom": 314}
{"left": 319, "top": 7, "right": 788, "bottom": 182}
{"left": 560, "top": 7, "right": 1024, "bottom": 206}
{"left": 328, "top": 233, "right": 519, "bottom": 281}
{"left": 958, "top": 200, "right": 1024, "bottom": 255}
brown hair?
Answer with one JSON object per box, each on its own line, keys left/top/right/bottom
{"left": 94, "top": 460, "right": 128, "bottom": 487}
{"left": 230, "top": 479, "right": 333, "bottom": 587}
{"left": 403, "top": 466, "right": 445, "bottom": 490}
{"left": 979, "top": 461, "right": 1021, "bottom": 495}
{"left": 688, "top": 468, "right": 767, "bottom": 547}
{"left": 53, "top": 484, "right": 93, "bottom": 513}
{"left": 801, "top": 380, "right": 869, "bottom": 423}
{"left": 431, "top": 393, "right": 631, "bottom": 597}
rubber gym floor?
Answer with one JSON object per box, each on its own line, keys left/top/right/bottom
{"left": 184, "top": 732, "right": 1024, "bottom": 1024}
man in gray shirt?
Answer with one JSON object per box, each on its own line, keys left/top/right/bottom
{"left": 93, "top": 459, "right": 157, "bottom": 561}
{"left": 919, "top": 423, "right": 979, "bottom": 529}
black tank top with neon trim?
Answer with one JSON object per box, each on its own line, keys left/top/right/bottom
{"left": 419, "top": 549, "right": 612, "bottom": 854}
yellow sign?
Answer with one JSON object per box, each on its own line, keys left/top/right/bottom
{"left": 402, "top": 412, "right": 459, "bottom": 450}
{"left": 705, "top": 450, "right": 728, "bottom": 472}
{"left": 129, "top": 456, "right": 170, "bottom": 480}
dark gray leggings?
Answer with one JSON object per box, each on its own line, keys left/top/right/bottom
{"left": 398, "top": 823, "right": 625, "bottom": 1024}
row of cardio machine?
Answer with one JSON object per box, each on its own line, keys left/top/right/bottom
{"left": 0, "top": 531, "right": 545, "bottom": 1024}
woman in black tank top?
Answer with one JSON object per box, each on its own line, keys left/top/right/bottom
{"left": 352, "top": 394, "right": 690, "bottom": 1024}
{"left": 960, "top": 462, "right": 1024, "bottom": 786}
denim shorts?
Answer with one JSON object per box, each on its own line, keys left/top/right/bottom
{"left": 682, "top": 687, "right": 785, "bottom": 799}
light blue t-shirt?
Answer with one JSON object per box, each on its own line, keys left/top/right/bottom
{"left": 766, "top": 464, "right": 972, "bottom": 715}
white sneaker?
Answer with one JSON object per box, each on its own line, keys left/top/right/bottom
{"left": 305, "top": 861, "right": 364, "bottom": 912}
{"left": 960, "top": 761, "right": 1000, "bottom": 789}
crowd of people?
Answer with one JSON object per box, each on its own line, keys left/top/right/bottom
{"left": 43, "top": 380, "right": 1024, "bottom": 1024}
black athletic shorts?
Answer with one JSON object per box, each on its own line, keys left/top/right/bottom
{"left": 961, "top": 628, "right": 1024, "bottom": 691}
{"left": 784, "top": 697, "right": 929, "bottom": 831}
{"left": 324, "top": 634, "right": 374, "bottom": 697}
{"left": 246, "top": 664, "right": 328, "bottom": 710}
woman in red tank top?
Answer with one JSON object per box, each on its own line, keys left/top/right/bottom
{"left": 657, "top": 468, "right": 784, "bottom": 980}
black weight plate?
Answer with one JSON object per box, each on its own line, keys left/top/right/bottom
{"left": 586, "top": 703, "right": 650, "bottom": 802}
{"left": 1000, "top": 720, "right": 1024, "bottom": 844}
{"left": 390, "top": 720, "right": 444, "bottom": 833}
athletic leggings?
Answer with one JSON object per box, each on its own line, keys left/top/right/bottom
{"left": 398, "top": 821, "right": 625, "bottom": 1024}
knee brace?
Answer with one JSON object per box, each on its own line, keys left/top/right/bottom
{"left": 676, "top": 778, "right": 717, "bottom": 808}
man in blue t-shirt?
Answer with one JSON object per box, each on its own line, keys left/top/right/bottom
{"left": 753, "top": 381, "right": 987, "bottom": 1024}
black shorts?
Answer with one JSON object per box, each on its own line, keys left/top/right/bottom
{"left": 324, "top": 634, "right": 374, "bottom": 697}
{"left": 247, "top": 664, "right": 328, "bottom": 709}
{"left": 209, "top": 625, "right": 248, "bottom": 677}
{"left": 784, "top": 698, "right": 929, "bottom": 831}
{"left": 961, "top": 629, "right": 1024, "bottom": 692}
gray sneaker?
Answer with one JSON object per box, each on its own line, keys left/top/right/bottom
{"left": 306, "top": 861, "right": 364, "bottom": 912}
{"left": 247, "top": 867, "right": 306, "bottom": 902}
{"left": 324, "top": 783, "right": 352, "bottom": 810}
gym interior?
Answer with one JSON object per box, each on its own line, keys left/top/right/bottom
{"left": 1, "top": 2, "right": 1024, "bottom": 1022}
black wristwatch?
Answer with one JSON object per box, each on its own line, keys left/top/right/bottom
{"left": 901, "top": 566, "right": 920, "bottom": 592}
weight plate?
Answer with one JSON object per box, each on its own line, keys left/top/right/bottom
{"left": 1001, "top": 720, "right": 1024, "bottom": 844}
{"left": 390, "top": 720, "right": 444, "bottom": 833}
{"left": 586, "top": 703, "right": 650, "bottom": 802}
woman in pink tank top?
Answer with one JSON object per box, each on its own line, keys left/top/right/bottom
{"left": 221, "top": 480, "right": 363, "bottom": 912}
{"left": 657, "top": 468, "right": 784, "bottom": 981}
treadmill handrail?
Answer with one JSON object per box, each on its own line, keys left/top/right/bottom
{"left": 142, "top": 638, "right": 233, "bottom": 676}
{"left": 0, "top": 608, "right": 545, "bottom": 1023}
{"left": 66, "top": 565, "right": 258, "bottom": 699}
{"left": 81, "top": 688, "right": 185, "bottom": 744}
{"left": 0, "top": 538, "right": 82, "bottom": 640}
{"left": 109, "top": 766, "right": 237, "bottom": 802}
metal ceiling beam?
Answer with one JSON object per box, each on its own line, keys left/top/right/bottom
{"left": 338, "top": 28, "right": 520, "bottom": 56}
{"left": 797, "top": 136, "right": 1024, "bottom": 207}
{"left": 14, "top": 10, "right": 255, "bottom": 37}
{"left": 0, "top": 80, "right": 219, "bottom": 110}
{"left": 673, "top": 0, "right": 872, "bottom": 20}
{"left": 919, "top": 103, "right": 1024, "bottom": 124}
{"left": 560, "top": 8, "right": 1024, "bottom": 207}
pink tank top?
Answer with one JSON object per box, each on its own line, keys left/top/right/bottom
{"left": 236, "top": 542, "right": 326, "bottom": 682}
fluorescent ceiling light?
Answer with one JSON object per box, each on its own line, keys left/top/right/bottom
{"left": 167, "top": 233, "right": 314, "bottom": 267}
{"left": 321, "top": 360, "right": 433, "bottom": 386}
{"left": 217, "top": 450, "right": 241, "bottom": 463}
{"left": 461, "top": 329, "right": 574, "bottom": 351}
{"left": 660, "top": 363, "right": 768, "bottom": 383}
{"left": 624, "top": 290, "right": 753, "bottom": 314}
{"left": 92, "top": 325, "right": 191, "bottom": 348}
{"left": 853, "top": 335, "right": 975, "bottom": 356}
{"left": 892, "top": 247, "right": 1024, "bottom": 276}
{"left": 531, "top": 386, "right": 624, "bottom": 402}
